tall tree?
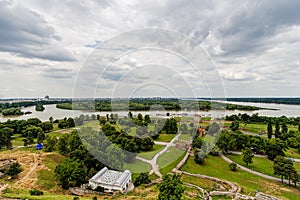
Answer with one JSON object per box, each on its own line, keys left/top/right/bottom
{"left": 267, "top": 120, "right": 272, "bottom": 139}
{"left": 230, "top": 120, "right": 239, "bottom": 132}
{"left": 158, "top": 174, "right": 185, "bottom": 200}
{"left": 54, "top": 158, "right": 87, "bottom": 189}
{"left": 281, "top": 123, "right": 288, "bottom": 136}
{"left": 275, "top": 121, "right": 281, "bottom": 139}
{"left": 242, "top": 147, "right": 254, "bottom": 166}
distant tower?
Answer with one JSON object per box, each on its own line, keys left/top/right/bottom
{"left": 45, "top": 95, "right": 49, "bottom": 100}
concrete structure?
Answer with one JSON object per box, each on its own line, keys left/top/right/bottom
{"left": 89, "top": 167, "right": 132, "bottom": 193}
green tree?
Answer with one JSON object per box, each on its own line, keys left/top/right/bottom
{"left": 194, "top": 150, "right": 205, "bottom": 165}
{"left": 281, "top": 123, "right": 288, "bottom": 136}
{"left": 267, "top": 120, "right": 272, "bottom": 139}
{"left": 230, "top": 120, "right": 239, "bottom": 132}
{"left": 273, "top": 156, "right": 295, "bottom": 184}
{"left": 229, "top": 162, "right": 237, "bottom": 171}
{"left": 192, "top": 137, "right": 203, "bottom": 149}
{"left": 208, "top": 122, "right": 220, "bottom": 135}
{"left": 134, "top": 172, "right": 151, "bottom": 187}
{"left": 37, "top": 131, "right": 46, "bottom": 143}
{"left": 242, "top": 147, "right": 254, "bottom": 166}
{"left": 128, "top": 111, "right": 133, "bottom": 119}
{"left": 158, "top": 174, "right": 185, "bottom": 200}
{"left": 49, "top": 116, "right": 54, "bottom": 123}
{"left": 266, "top": 139, "right": 287, "bottom": 160}
{"left": 144, "top": 114, "right": 151, "bottom": 125}
{"left": 275, "top": 121, "right": 281, "bottom": 139}
{"left": 0, "top": 127, "right": 13, "bottom": 149}
{"left": 5, "top": 162, "right": 22, "bottom": 178}
{"left": 54, "top": 158, "right": 87, "bottom": 189}
{"left": 57, "top": 134, "right": 70, "bottom": 155}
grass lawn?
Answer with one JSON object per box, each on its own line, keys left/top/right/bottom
{"left": 226, "top": 154, "right": 279, "bottom": 178}
{"left": 158, "top": 146, "right": 185, "bottom": 174}
{"left": 227, "top": 154, "right": 300, "bottom": 177}
{"left": 285, "top": 148, "right": 300, "bottom": 159}
{"left": 80, "top": 120, "right": 101, "bottom": 129}
{"left": 240, "top": 123, "right": 266, "bottom": 133}
{"left": 123, "top": 158, "right": 152, "bottom": 174}
{"left": 155, "top": 134, "right": 176, "bottom": 142}
{"left": 181, "top": 174, "right": 217, "bottom": 192}
{"left": 37, "top": 153, "right": 66, "bottom": 191}
{"left": 138, "top": 144, "right": 165, "bottom": 160}
{"left": 11, "top": 134, "right": 27, "bottom": 146}
{"left": 160, "top": 152, "right": 186, "bottom": 176}
{"left": 181, "top": 155, "right": 300, "bottom": 200}
{"left": 179, "top": 133, "right": 192, "bottom": 141}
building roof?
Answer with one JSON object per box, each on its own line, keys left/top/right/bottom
{"left": 90, "top": 167, "right": 131, "bottom": 187}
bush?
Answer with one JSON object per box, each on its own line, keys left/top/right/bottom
{"left": 5, "top": 162, "right": 22, "bottom": 178}
{"left": 30, "top": 189, "right": 44, "bottom": 196}
{"left": 95, "top": 186, "right": 104, "bottom": 192}
{"left": 92, "top": 196, "right": 98, "bottom": 200}
{"left": 229, "top": 162, "right": 237, "bottom": 171}
{"left": 73, "top": 197, "right": 80, "bottom": 200}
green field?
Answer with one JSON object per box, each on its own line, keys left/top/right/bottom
{"left": 155, "top": 134, "right": 176, "bottom": 142}
{"left": 123, "top": 158, "right": 152, "bottom": 174}
{"left": 158, "top": 146, "right": 185, "bottom": 174}
{"left": 179, "top": 133, "right": 192, "bottom": 141}
{"left": 2, "top": 188, "right": 94, "bottom": 200}
{"left": 11, "top": 134, "right": 27, "bottom": 146}
{"left": 227, "top": 154, "right": 300, "bottom": 177}
{"left": 160, "top": 152, "right": 186, "bottom": 176}
{"left": 181, "top": 155, "right": 300, "bottom": 200}
{"left": 285, "top": 148, "right": 300, "bottom": 159}
{"left": 138, "top": 144, "right": 165, "bottom": 160}
{"left": 37, "top": 153, "right": 66, "bottom": 190}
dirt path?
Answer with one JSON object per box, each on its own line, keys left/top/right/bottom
{"left": 15, "top": 153, "right": 40, "bottom": 187}
{"left": 0, "top": 184, "right": 8, "bottom": 194}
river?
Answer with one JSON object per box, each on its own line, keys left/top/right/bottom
{"left": 0, "top": 101, "right": 300, "bottom": 122}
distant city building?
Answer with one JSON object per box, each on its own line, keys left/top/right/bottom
{"left": 44, "top": 95, "right": 49, "bottom": 100}
{"left": 89, "top": 167, "right": 132, "bottom": 193}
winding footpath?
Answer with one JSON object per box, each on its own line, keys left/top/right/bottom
{"left": 228, "top": 151, "right": 300, "bottom": 163}
{"left": 136, "top": 132, "right": 182, "bottom": 178}
{"left": 220, "top": 152, "right": 300, "bottom": 186}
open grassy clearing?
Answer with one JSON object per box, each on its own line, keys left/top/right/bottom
{"left": 181, "top": 155, "right": 300, "bottom": 200}
{"left": 122, "top": 158, "right": 152, "bottom": 174}
{"left": 227, "top": 154, "right": 300, "bottom": 176}
{"left": 179, "top": 133, "right": 192, "bottom": 141}
{"left": 11, "top": 133, "right": 27, "bottom": 146}
{"left": 154, "top": 133, "right": 176, "bottom": 142}
{"left": 181, "top": 174, "right": 217, "bottom": 192}
{"left": 160, "top": 152, "right": 186, "bottom": 176}
{"left": 37, "top": 153, "right": 66, "bottom": 191}
{"left": 285, "top": 148, "right": 300, "bottom": 159}
{"left": 239, "top": 122, "right": 299, "bottom": 134}
{"left": 226, "top": 154, "right": 279, "bottom": 178}
{"left": 158, "top": 146, "right": 185, "bottom": 169}
{"left": 137, "top": 144, "right": 165, "bottom": 160}
{"left": 2, "top": 188, "right": 94, "bottom": 200}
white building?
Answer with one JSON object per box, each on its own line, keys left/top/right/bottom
{"left": 89, "top": 167, "right": 132, "bottom": 193}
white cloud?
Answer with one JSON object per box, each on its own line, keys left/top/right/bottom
{"left": 0, "top": 0, "right": 300, "bottom": 97}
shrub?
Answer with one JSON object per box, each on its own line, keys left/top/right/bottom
{"left": 30, "top": 189, "right": 44, "bottom": 196}
{"left": 95, "top": 186, "right": 104, "bottom": 192}
{"left": 92, "top": 196, "right": 98, "bottom": 200}
{"left": 73, "top": 197, "right": 80, "bottom": 200}
{"left": 229, "top": 162, "right": 237, "bottom": 171}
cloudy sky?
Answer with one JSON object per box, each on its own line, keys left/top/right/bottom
{"left": 0, "top": 0, "right": 300, "bottom": 98}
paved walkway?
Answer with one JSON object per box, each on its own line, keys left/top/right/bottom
{"left": 228, "top": 151, "right": 300, "bottom": 163}
{"left": 136, "top": 132, "right": 182, "bottom": 178}
{"left": 220, "top": 152, "right": 299, "bottom": 185}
